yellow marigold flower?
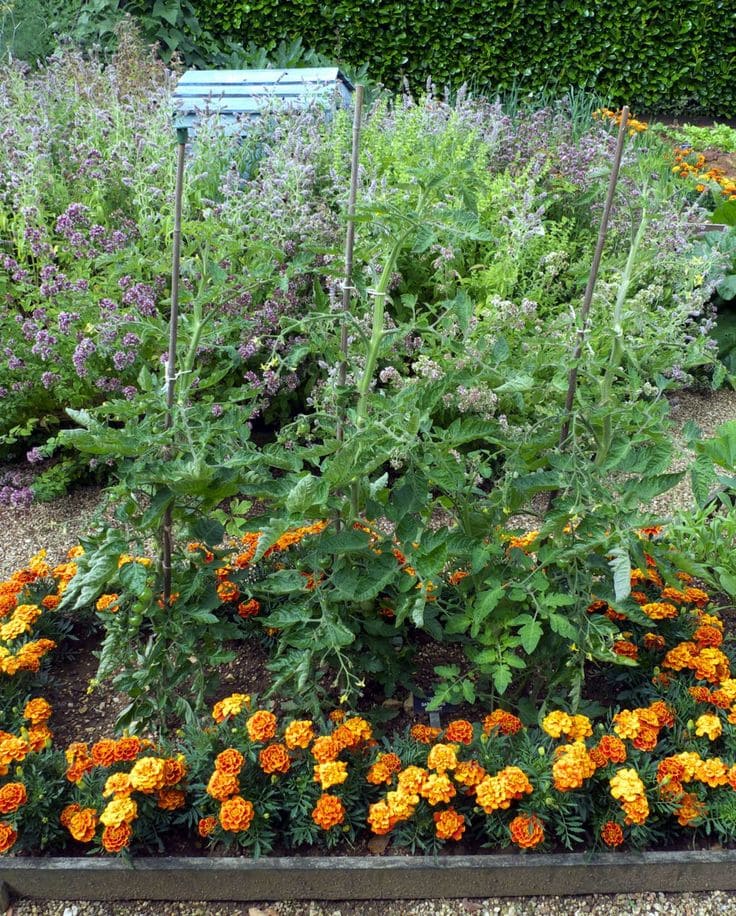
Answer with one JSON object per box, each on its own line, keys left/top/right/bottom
{"left": 396, "top": 766, "right": 427, "bottom": 795}
{"left": 212, "top": 693, "right": 250, "bottom": 723}
{"left": 284, "top": 719, "right": 315, "bottom": 750}
{"left": 641, "top": 602, "right": 678, "bottom": 620}
{"left": 453, "top": 760, "right": 487, "bottom": 788}
{"left": 344, "top": 716, "right": 372, "bottom": 743}
{"left": 420, "top": 773, "right": 456, "bottom": 806}
{"left": 426, "top": 743, "right": 459, "bottom": 774}
{"left": 128, "top": 757, "right": 167, "bottom": 793}
{"left": 695, "top": 714, "right": 722, "bottom": 741}
{"left": 696, "top": 757, "right": 728, "bottom": 788}
{"left": 95, "top": 594, "right": 120, "bottom": 613}
{"left": 99, "top": 796, "right": 138, "bottom": 828}
{"left": 386, "top": 789, "right": 418, "bottom": 820}
{"left": 567, "top": 714, "right": 593, "bottom": 741}
{"left": 367, "top": 799, "right": 394, "bottom": 835}
{"left": 609, "top": 768, "right": 646, "bottom": 803}
{"left": 103, "top": 773, "right": 133, "bottom": 798}
{"left": 541, "top": 710, "right": 573, "bottom": 739}
{"left": 612, "top": 709, "right": 641, "bottom": 740}
{"left": 313, "top": 760, "right": 348, "bottom": 790}
{"left": 206, "top": 770, "right": 239, "bottom": 802}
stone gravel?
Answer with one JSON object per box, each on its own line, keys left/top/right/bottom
{"left": 10, "top": 892, "right": 736, "bottom": 915}
{"left": 6, "top": 388, "right": 736, "bottom": 914}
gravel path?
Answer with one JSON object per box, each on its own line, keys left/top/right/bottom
{"left": 5, "top": 388, "right": 736, "bottom": 915}
{"left": 10, "top": 891, "right": 736, "bottom": 915}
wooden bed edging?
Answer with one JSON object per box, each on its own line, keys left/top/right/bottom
{"left": 2, "top": 849, "right": 736, "bottom": 902}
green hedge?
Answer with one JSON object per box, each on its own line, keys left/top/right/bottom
{"left": 194, "top": 0, "right": 736, "bottom": 115}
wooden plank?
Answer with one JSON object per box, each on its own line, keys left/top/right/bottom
{"left": 5, "top": 850, "right": 736, "bottom": 902}
{"left": 177, "top": 68, "right": 341, "bottom": 85}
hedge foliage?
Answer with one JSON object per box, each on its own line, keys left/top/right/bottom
{"left": 193, "top": 0, "right": 736, "bottom": 115}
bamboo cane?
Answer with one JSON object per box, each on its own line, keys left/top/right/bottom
{"left": 162, "top": 127, "right": 188, "bottom": 604}
{"left": 558, "top": 107, "right": 630, "bottom": 449}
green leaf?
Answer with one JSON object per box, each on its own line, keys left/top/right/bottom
{"left": 470, "top": 584, "right": 505, "bottom": 638}
{"left": 517, "top": 616, "right": 544, "bottom": 654}
{"left": 492, "top": 664, "right": 513, "bottom": 694}
{"left": 118, "top": 560, "right": 149, "bottom": 596}
{"left": 285, "top": 474, "right": 329, "bottom": 515}
{"left": 608, "top": 547, "right": 632, "bottom": 602}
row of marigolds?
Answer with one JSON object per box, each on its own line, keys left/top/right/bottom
{"left": 2, "top": 545, "right": 736, "bottom": 855}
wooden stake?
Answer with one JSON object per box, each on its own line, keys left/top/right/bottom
{"left": 558, "top": 107, "right": 629, "bottom": 449}
{"left": 336, "top": 84, "right": 365, "bottom": 443}
{"left": 162, "top": 128, "right": 187, "bottom": 603}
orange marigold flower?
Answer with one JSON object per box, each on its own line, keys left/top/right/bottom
{"left": 552, "top": 742, "right": 597, "bottom": 791}
{"left": 613, "top": 640, "right": 639, "bottom": 660}
{"left": 66, "top": 758, "right": 94, "bottom": 783}
{"left": 60, "top": 803, "right": 82, "bottom": 827}
{"left": 114, "top": 736, "right": 142, "bottom": 762}
{"left": 427, "top": 743, "right": 459, "bottom": 774}
{"left": 641, "top": 602, "right": 678, "bottom": 620}
{"left": 314, "top": 760, "right": 348, "bottom": 790}
{"left": 312, "top": 793, "right": 346, "bottom": 830}
{"left": 509, "top": 814, "right": 545, "bottom": 849}
{"left": 622, "top": 795, "right": 649, "bottom": 826}
{"left": 216, "top": 580, "right": 240, "bottom": 603}
{"left": 596, "top": 735, "right": 627, "bottom": 765}
{"left": 344, "top": 716, "right": 372, "bottom": 744}
{"left": 91, "top": 739, "right": 117, "bottom": 768}
{"left": 163, "top": 757, "right": 187, "bottom": 786}
{"left": 600, "top": 821, "right": 624, "bottom": 847}
{"left": 367, "top": 753, "right": 402, "bottom": 786}
{"left": 567, "top": 715, "right": 593, "bottom": 741}
{"left": 102, "top": 822, "right": 132, "bottom": 853}
{"left": 259, "top": 743, "right": 291, "bottom": 775}
{"left": 698, "top": 613, "right": 723, "bottom": 631}
{"left": 452, "top": 760, "right": 486, "bottom": 789}
{"left": 695, "top": 714, "right": 722, "bottom": 741}
{"left": 386, "top": 789, "right": 417, "bottom": 820}
{"left": 332, "top": 724, "right": 359, "bottom": 751}
{"left": 198, "top": 815, "right": 217, "bottom": 837}
{"left": 237, "top": 599, "right": 260, "bottom": 619}
{"left": 311, "top": 736, "right": 340, "bottom": 763}
{"left": 444, "top": 719, "right": 474, "bottom": 745}
{"left": 676, "top": 792, "right": 704, "bottom": 827}
{"left": 727, "top": 765, "right": 736, "bottom": 790}
{"left": 219, "top": 796, "right": 255, "bottom": 832}
{"left": 246, "top": 710, "right": 278, "bottom": 743}
{"left": 69, "top": 807, "right": 98, "bottom": 842}
{"left": 215, "top": 748, "right": 245, "bottom": 776}
{"left": 328, "top": 709, "right": 346, "bottom": 723}
{"left": 685, "top": 587, "right": 709, "bottom": 607}
{"left": 448, "top": 570, "right": 469, "bottom": 586}
{"left": 0, "top": 782, "right": 26, "bottom": 814}
{"left": 23, "top": 697, "right": 52, "bottom": 725}
{"left": 0, "top": 822, "right": 17, "bottom": 853}
{"left": 689, "top": 686, "right": 712, "bottom": 703}
{"left": 475, "top": 767, "right": 532, "bottom": 813}
{"left": 207, "top": 770, "right": 240, "bottom": 802}
{"left": 157, "top": 788, "right": 186, "bottom": 811}
{"left": 95, "top": 594, "right": 120, "bottom": 613}
{"left": 433, "top": 807, "right": 465, "bottom": 841}
{"left": 410, "top": 724, "right": 442, "bottom": 744}
{"left": 693, "top": 625, "right": 723, "bottom": 649}
{"left": 212, "top": 693, "right": 250, "bottom": 723}
{"left": 483, "top": 709, "right": 523, "bottom": 736}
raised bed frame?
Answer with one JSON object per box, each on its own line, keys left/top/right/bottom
{"left": 3, "top": 850, "right": 736, "bottom": 904}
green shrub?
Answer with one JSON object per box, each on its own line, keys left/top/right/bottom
{"left": 191, "top": 0, "right": 736, "bottom": 115}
